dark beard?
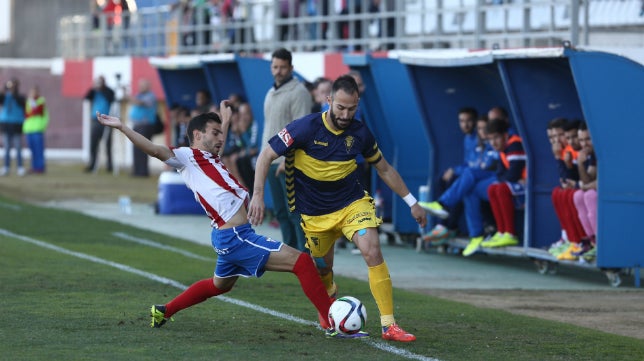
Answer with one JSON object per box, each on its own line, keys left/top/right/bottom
{"left": 329, "top": 109, "right": 353, "bottom": 130}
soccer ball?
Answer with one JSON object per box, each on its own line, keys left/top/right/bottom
{"left": 328, "top": 296, "right": 367, "bottom": 335}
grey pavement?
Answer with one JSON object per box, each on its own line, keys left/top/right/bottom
{"left": 43, "top": 199, "right": 632, "bottom": 290}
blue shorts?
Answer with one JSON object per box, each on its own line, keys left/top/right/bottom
{"left": 211, "top": 223, "right": 283, "bottom": 278}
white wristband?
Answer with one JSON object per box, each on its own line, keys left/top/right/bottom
{"left": 402, "top": 193, "right": 417, "bottom": 207}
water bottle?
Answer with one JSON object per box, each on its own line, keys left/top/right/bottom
{"left": 418, "top": 185, "right": 430, "bottom": 203}
{"left": 118, "top": 195, "right": 132, "bottom": 215}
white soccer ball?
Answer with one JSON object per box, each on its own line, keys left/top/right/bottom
{"left": 328, "top": 296, "right": 367, "bottom": 335}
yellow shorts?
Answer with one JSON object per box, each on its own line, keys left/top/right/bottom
{"left": 301, "top": 195, "right": 382, "bottom": 258}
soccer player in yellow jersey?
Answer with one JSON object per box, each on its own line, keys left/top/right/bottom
{"left": 249, "top": 74, "right": 427, "bottom": 342}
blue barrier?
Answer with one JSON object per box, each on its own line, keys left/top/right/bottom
{"left": 567, "top": 48, "right": 644, "bottom": 273}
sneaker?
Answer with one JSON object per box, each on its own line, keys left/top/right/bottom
{"left": 350, "top": 248, "right": 362, "bottom": 255}
{"left": 381, "top": 323, "right": 416, "bottom": 342}
{"left": 462, "top": 236, "right": 484, "bottom": 257}
{"left": 0, "top": 167, "right": 8, "bottom": 176}
{"left": 581, "top": 247, "right": 597, "bottom": 261}
{"left": 572, "top": 242, "right": 593, "bottom": 257}
{"left": 150, "top": 304, "right": 173, "bottom": 328}
{"left": 422, "top": 225, "right": 448, "bottom": 242}
{"left": 16, "top": 167, "right": 26, "bottom": 177}
{"left": 418, "top": 201, "right": 449, "bottom": 219}
{"left": 548, "top": 239, "right": 569, "bottom": 257}
{"left": 556, "top": 243, "right": 582, "bottom": 261}
{"left": 429, "top": 230, "right": 457, "bottom": 246}
{"left": 326, "top": 328, "right": 370, "bottom": 339}
{"left": 481, "top": 233, "right": 519, "bottom": 248}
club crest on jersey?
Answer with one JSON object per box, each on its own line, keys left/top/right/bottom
{"left": 278, "top": 128, "right": 294, "bottom": 146}
{"left": 344, "top": 136, "right": 354, "bottom": 153}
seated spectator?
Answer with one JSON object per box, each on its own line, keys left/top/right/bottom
{"left": 572, "top": 122, "right": 597, "bottom": 261}
{"left": 421, "top": 108, "right": 494, "bottom": 248}
{"left": 170, "top": 104, "right": 191, "bottom": 147}
{"left": 549, "top": 119, "right": 589, "bottom": 261}
{"left": 419, "top": 114, "right": 500, "bottom": 256}
{"left": 191, "top": 89, "right": 213, "bottom": 117}
{"left": 480, "top": 118, "right": 527, "bottom": 249}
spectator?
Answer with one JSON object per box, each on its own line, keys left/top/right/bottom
{"left": 420, "top": 110, "right": 498, "bottom": 248}
{"left": 0, "top": 78, "right": 26, "bottom": 176}
{"left": 260, "top": 48, "right": 312, "bottom": 252}
{"left": 572, "top": 121, "right": 597, "bottom": 261}
{"left": 126, "top": 78, "right": 157, "bottom": 177}
{"left": 337, "top": 0, "right": 380, "bottom": 51}
{"left": 278, "top": 0, "right": 300, "bottom": 41}
{"left": 23, "top": 86, "right": 49, "bottom": 174}
{"left": 235, "top": 102, "right": 260, "bottom": 193}
{"left": 84, "top": 75, "right": 116, "bottom": 173}
{"left": 221, "top": 105, "right": 245, "bottom": 181}
{"left": 419, "top": 114, "right": 500, "bottom": 255}
{"left": 170, "top": 104, "right": 191, "bottom": 147}
{"left": 191, "top": 89, "right": 213, "bottom": 117}
{"left": 481, "top": 118, "right": 528, "bottom": 250}
{"left": 549, "top": 119, "right": 589, "bottom": 261}
{"left": 313, "top": 77, "right": 332, "bottom": 113}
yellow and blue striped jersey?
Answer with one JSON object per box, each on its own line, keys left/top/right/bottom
{"left": 268, "top": 111, "right": 382, "bottom": 216}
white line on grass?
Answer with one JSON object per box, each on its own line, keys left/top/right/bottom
{"left": 0, "top": 201, "right": 21, "bottom": 211}
{"left": 1, "top": 228, "right": 441, "bottom": 361}
{"left": 112, "top": 232, "right": 212, "bottom": 262}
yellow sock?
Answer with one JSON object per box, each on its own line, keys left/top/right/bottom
{"left": 319, "top": 272, "right": 336, "bottom": 297}
{"left": 368, "top": 262, "right": 395, "bottom": 327}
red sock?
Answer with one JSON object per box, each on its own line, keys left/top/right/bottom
{"left": 165, "top": 278, "right": 228, "bottom": 318}
{"left": 496, "top": 184, "right": 516, "bottom": 235}
{"left": 488, "top": 184, "right": 506, "bottom": 233}
{"left": 292, "top": 253, "right": 333, "bottom": 319}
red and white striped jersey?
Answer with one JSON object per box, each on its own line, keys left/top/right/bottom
{"left": 165, "top": 147, "right": 249, "bottom": 229}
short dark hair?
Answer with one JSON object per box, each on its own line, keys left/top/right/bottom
{"left": 187, "top": 112, "right": 221, "bottom": 146}
{"left": 486, "top": 117, "right": 510, "bottom": 135}
{"left": 271, "top": 48, "right": 292, "bottom": 65}
{"left": 578, "top": 121, "right": 588, "bottom": 131}
{"left": 563, "top": 118, "right": 582, "bottom": 132}
{"left": 459, "top": 107, "right": 478, "bottom": 121}
{"left": 331, "top": 75, "right": 359, "bottom": 98}
{"left": 547, "top": 117, "right": 568, "bottom": 130}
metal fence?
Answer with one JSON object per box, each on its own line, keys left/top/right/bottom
{"left": 58, "top": 0, "right": 644, "bottom": 59}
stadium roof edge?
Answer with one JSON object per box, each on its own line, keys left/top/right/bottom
{"left": 148, "top": 53, "right": 236, "bottom": 69}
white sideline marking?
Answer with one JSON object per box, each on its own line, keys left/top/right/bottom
{"left": 0, "top": 201, "right": 21, "bottom": 211}
{"left": 112, "top": 232, "right": 212, "bottom": 262}
{"left": 1, "top": 228, "right": 441, "bottom": 361}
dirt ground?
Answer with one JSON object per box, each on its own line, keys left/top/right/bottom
{"left": 2, "top": 162, "right": 643, "bottom": 341}
{"left": 420, "top": 289, "right": 644, "bottom": 340}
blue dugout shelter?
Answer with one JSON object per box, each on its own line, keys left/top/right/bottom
{"left": 399, "top": 46, "right": 643, "bottom": 286}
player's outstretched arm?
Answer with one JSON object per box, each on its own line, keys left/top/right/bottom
{"left": 373, "top": 157, "right": 427, "bottom": 227}
{"left": 247, "top": 146, "right": 280, "bottom": 225}
{"left": 96, "top": 111, "right": 174, "bottom": 162}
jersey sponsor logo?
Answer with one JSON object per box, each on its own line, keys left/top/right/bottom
{"left": 278, "top": 128, "right": 294, "bottom": 147}
{"left": 314, "top": 140, "right": 328, "bottom": 146}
